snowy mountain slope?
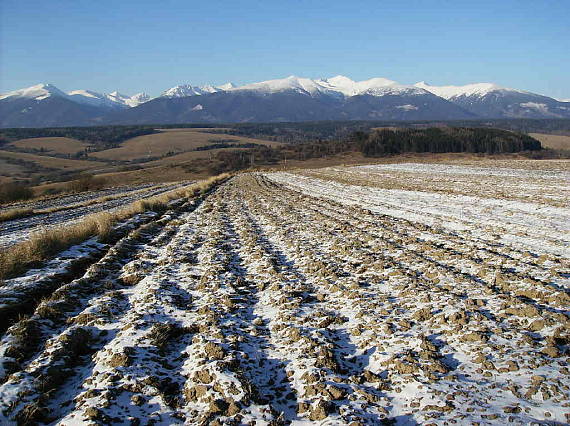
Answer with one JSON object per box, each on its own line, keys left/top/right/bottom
{"left": 0, "top": 84, "right": 68, "bottom": 101}
{"left": 341, "top": 90, "right": 475, "bottom": 120}
{"left": 0, "top": 84, "right": 152, "bottom": 127}
{"left": 0, "top": 95, "right": 106, "bottom": 128}
{"left": 318, "top": 75, "right": 416, "bottom": 96}
{"left": 68, "top": 89, "right": 107, "bottom": 102}
{"left": 228, "top": 75, "right": 427, "bottom": 98}
{"left": 217, "top": 82, "right": 236, "bottom": 90}
{"left": 105, "top": 91, "right": 151, "bottom": 107}
{"left": 68, "top": 90, "right": 126, "bottom": 109}
{"left": 232, "top": 75, "right": 329, "bottom": 96}
{"left": 414, "top": 81, "right": 524, "bottom": 99}
{"left": 127, "top": 92, "right": 151, "bottom": 107}
{"left": 106, "top": 90, "right": 344, "bottom": 124}
{"left": 161, "top": 83, "right": 236, "bottom": 98}
{"left": 1, "top": 84, "right": 151, "bottom": 108}
{"left": 415, "top": 81, "right": 570, "bottom": 118}
{"left": 106, "top": 84, "right": 475, "bottom": 125}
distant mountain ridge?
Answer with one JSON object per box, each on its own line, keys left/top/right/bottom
{"left": 0, "top": 83, "right": 149, "bottom": 109}
{"left": 1, "top": 76, "right": 569, "bottom": 127}
{"left": 414, "top": 81, "right": 570, "bottom": 119}
{"left": 161, "top": 83, "right": 236, "bottom": 98}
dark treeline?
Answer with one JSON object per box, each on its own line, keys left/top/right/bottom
{"left": 451, "top": 119, "right": 570, "bottom": 134}
{"left": 224, "top": 122, "right": 366, "bottom": 143}
{"left": 209, "top": 146, "right": 281, "bottom": 173}
{"left": 355, "top": 127, "right": 542, "bottom": 156}
{"left": 1, "top": 119, "right": 569, "bottom": 147}
{"left": 209, "top": 127, "right": 542, "bottom": 173}
{"left": 0, "top": 126, "right": 158, "bottom": 147}
{"left": 194, "top": 142, "right": 264, "bottom": 151}
{"left": 0, "top": 182, "right": 34, "bottom": 203}
{"left": 224, "top": 119, "right": 570, "bottom": 142}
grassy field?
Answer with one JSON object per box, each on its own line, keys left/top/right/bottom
{"left": 94, "top": 164, "right": 204, "bottom": 186}
{"left": 0, "top": 158, "right": 29, "bottom": 182}
{"left": 146, "top": 146, "right": 258, "bottom": 166}
{"left": 0, "top": 128, "right": 279, "bottom": 192}
{"left": 0, "top": 150, "right": 97, "bottom": 171}
{"left": 529, "top": 132, "right": 570, "bottom": 150}
{"left": 156, "top": 127, "right": 232, "bottom": 132}
{"left": 89, "top": 128, "right": 280, "bottom": 162}
{"left": 6, "top": 137, "right": 92, "bottom": 155}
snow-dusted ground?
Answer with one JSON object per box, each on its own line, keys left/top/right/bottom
{"left": 0, "top": 165, "right": 568, "bottom": 424}
{"left": 0, "top": 183, "right": 156, "bottom": 213}
{"left": 297, "top": 160, "right": 570, "bottom": 207}
{"left": 0, "top": 182, "right": 189, "bottom": 248}
{"left": 270, "top": 169, "right": 570, "bottom": 259}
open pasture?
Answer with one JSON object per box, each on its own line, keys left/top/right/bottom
{"left": 6, "top": 137, "right": 92, "bottom": 156}
{"left": 89, "top": 128, "right": 281, "bottom": 162}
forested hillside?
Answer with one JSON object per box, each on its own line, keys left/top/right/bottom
{"left": 0, "top": 126, "right": 158, "bottom": 148}
{"left": 354, "top": 127, "right": 542, "bottom": 156}
{"left": 209, "top": 127, "right": 542, "bottom": 172}
{"left": 2, "top": 119, "right": 569, "bottom": 147}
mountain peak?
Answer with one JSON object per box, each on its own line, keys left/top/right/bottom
{"left": 162, "top": 84, "right": 217, "bottom": 98}
{"left": 108, "top": 90, "right": 128, "bottom": 97}
{"left": 414, "top": 81, "right": 516, "bottom": 99}
{"left": 318, "top": 75, "right": 400, "bottom": 96}
{"left": 324, "top": 75, "right": 354, "bottom": 86}
{"left": 329, "top": 74, "right": 352, "bottom": 81}
{"left": 235, "top": 76, "right": 327, "bottom": 96}
{"left": 106, "top": 91, "right": 150, "bottom": 107}
{"left": 0, "top": 83, "right": 67, "bottom": 101}
{"left": 66, "top": 89, "right": 149, "bottom": 108}
{"left": 68, "top": 89, "right": 104, "bottom": 98}
{"left": 131, "top": 92, "right": 150, "bottom": 99}
{"left": 128, "top": 92, "right": 151, "bottom": 106}
{"left": 218, "top": 82, "right": 236, "bottom": 90}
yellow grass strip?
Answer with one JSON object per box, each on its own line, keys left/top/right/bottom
{"left": 0, "top": 208, "right": 34, "bottom": 222}
{"left": 0, "top": 182, "right": 187, "bottom": 224}
{"left": 0, "top": 174, "right": 230, "bottom": 280}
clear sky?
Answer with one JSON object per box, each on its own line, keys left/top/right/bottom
{"left": 1, "top": 0, "right": 569, "bottom": 99}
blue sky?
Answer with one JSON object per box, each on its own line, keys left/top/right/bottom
{"left": 1, "top": 0, "right": 569, "bottom": 99}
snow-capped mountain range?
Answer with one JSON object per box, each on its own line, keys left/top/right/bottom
{"left": 0, "top": 84, "right": 150, "bottom": 108}
{"left": 161, "top": 82, "right": 236, "bottom": 98}
{"left": 161, "top": 76, "right": 427, "bottom": 98}
{"left": 414, "top": 81, "right": 525, "bottom": 100}
{"left": 1, "top": 76, "right": 569, "bottom": 127}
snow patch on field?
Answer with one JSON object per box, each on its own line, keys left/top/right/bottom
{"left": 356, "top": 162, "right": 570, "bottom": 180}
{"left": 268, "top": 169, "right": 570, "bottom": 259}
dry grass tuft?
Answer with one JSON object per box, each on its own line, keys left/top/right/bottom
{"left": 0, "top": 211, "right": 122, "bottom": 279}
{"left": 148, "top": 323, "right": 180, "bottom": 351}
{"left": 15, "top": 401, "right": 49, "bottom": 425}
{"left": 0, "top": 208, "right": 34, "bottom": 222}
{"left": 0, "top": 185, "right": 172, "bottom": 224}
{"left": 0, "top": 173, "right": 230, "bottom": 280}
